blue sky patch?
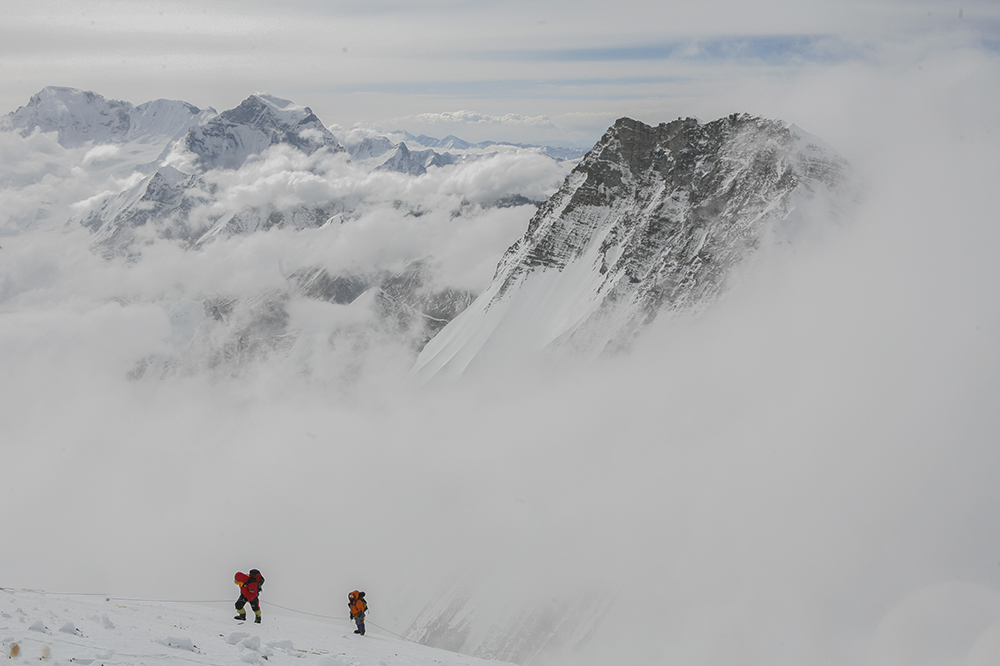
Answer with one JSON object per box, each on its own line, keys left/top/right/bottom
{"left": 487, "top": 34, "right": 864, "bottom": 65}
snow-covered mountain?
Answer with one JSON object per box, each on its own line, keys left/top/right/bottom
{"left": 411, "top": 134, "right": 473, "bottom": 151}
{"left": 177, "top": 93, "right": 344, "bottom": 171}
{"left": 347, "top": 135, "right": 397, "bottom": 161}
{"left": 413, "top": 114, "right": 855, "bottom": 382}
{"left": 1, "top": 86, "right": 213, "bottom": 149}
{"left": 375, "top": 142, "right": 460, "bottom": 176}
{"left": 0, "top": 588, "right": 513, "bottom": 666}
{"left": 78, "top": 93, "right": 350, "bottom": 256}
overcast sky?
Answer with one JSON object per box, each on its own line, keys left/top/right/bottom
{"left": 2, "top": 0, "right": 998, "bottom": 145}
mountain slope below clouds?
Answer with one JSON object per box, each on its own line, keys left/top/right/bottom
{"left": 413, "top": 114, "right": 855, "bottom": 382}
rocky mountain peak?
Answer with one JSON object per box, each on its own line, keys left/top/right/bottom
{"left": 413, "top": 113, "right": 855, "bottom": 381}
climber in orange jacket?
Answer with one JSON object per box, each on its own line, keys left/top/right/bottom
{"left": 348, "top": 590, "right": 367, "bottom": 635}
{"left": 234, "top": 569, "right": 265, "bottom": 623}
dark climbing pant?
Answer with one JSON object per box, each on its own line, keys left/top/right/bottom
{"left": 236, "top": 595, "right": 261, "bottom": 620}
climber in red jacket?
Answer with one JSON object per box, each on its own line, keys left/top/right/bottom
{"left": 234, "top": 569, "right": 265, "bottom": 623}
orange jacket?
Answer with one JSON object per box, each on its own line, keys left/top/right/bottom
{"left": 348, "top": 591, "right": 367, "bottom": 617}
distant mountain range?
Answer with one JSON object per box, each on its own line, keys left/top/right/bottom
{"left": 398, "top": 131, "right": 586, "bottom": 161}
{"left": 1, "top": 87, "right": 572, "bottom": 254}
{"left": 1, "top": 86, "right": 574, "bottom": 379}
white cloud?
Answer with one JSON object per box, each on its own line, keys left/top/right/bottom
{"left": 81, "top": 143, "right": 121, "bottom": 165}
{"left": 408, "top": 110, "right": 555, "bottom": 128}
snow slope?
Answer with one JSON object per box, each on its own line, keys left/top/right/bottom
{"left": 0, "top": 588, "right": 512, "bottom": 666}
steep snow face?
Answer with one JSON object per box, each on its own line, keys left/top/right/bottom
{"left": 1, "top": 86, "right": 212, "bottom": 148}
{"left": 0, "top": 588, "right": 513, "bottom": 666}
{"left": 178, "top": 93, "right": 344, "bottom": 171}
{"left": 413, "top": 114, "right": 855, "bottom": 382}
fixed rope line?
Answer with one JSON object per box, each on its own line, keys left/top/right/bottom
{"left": 262, "top": 601, "right": 416, "bottom": 642}
{"left": 260, "top": 600, "right": 349, "bottom": 621}
{"left": 367, "top": 621, "right": 417, "bottom": 643}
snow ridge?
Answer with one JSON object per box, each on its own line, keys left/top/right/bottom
{"left": 0, "top": 588, "right": 513, "bottom": 666}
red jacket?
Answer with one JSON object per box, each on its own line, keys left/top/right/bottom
{"left": 235, "top": 572, "right": 259, "bottom": 601}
